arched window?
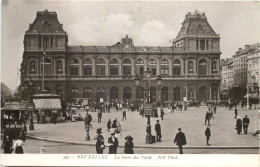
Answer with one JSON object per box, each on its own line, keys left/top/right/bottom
{"left": 198, "top": 59, "right": 207, "bottom": 75}
{"left": 188, "top": 60, "right": 194, "bottom": 73}
{"left": 123, "top": 58, "right": 131, "bottom": 76}
{"left": 161, "top": 87, "right": 168, "bottom": 101}
{"left": 110, "top": 58, "right": 118, "bottom": 75}
{"left": 123, "top": 87, "right": 132, "bottom": 102}
{"left": 212, "top": 60, "right": 217, "bottom": 73}
{"left": 30, "top": 60, "right": 36, "bottom": 73}
{"left": 136, "top": 59, "right": 144, "bottom": 75}
{"left": 83, "top": 88, "right": 92, "bottom": 98}
{"left": 97, "top": 58, "right": 106, "bottom": 75}
{"left": 96, "top": 87, "right": 107, "bottom": 102}
{"left": 57, "top": 60, "right": 63, "bottom": 73}
{"left": 173, "top": 59, "right": 181, "bottom": 75}
{"left": 71, "top": 88, "right": 79, "bottom": 99}
{"left": 41, "top": 57, "right": 52, "bottom": 75}
{"left": 148, "top": 59, "right": 157, "bottom": 75}
{"left": 84, "top": 58, "right": 92, "bottom": 75}
{"left": 70, "top": 58, "right": 79, "bottom": 75}
{"left": 161, "top": 59, "right": 169, "bottom": 75}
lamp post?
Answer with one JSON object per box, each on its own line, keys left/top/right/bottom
{"left": 134, "top": 68, "right": 153, "bottom": 144}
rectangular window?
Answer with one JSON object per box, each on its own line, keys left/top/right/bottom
{"left": 70, "top": 66, "right": 79, "bottom": 75}
{"left": 84, "top": 65, "right": 92, "bottom": 75}
{"left": 97, "top": 65, "right": 105, "bottom": 75}
{"left": 123, "top": 66, "right": 131, "bottom": 75}
{"left": 148, "top": 65, "right": 156, "bottom": 75}
{"left": 136, "top": 66, "right": 144, "bottom": 75}
{"left": 161, "top": 66, "right": 169, "bottom": 75}
{"left": 110, "top": 66, "right": 118, "bottom": 75}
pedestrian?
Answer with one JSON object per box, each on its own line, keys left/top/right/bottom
{"left": 53, "top": 110, "right": 57, "bottom": 124}
{"left": 252, "top": 130, "right": 260, "bottom": 136}
{"left": 36, "top": 111, "right": 40, "bottom": 123}
{"left": 94, "top": 128, "right": 105, "bottom": 154}
{"left": 84, "top": 113, "right": 92, "bottom": 128}
{"left": 160, "top": 108, "right": 164, "bottom": 120}
{"left": 213, "top": 104, "right": 217, "bottom": 114}
{"left": 108, "top": 132, "right": 119, "bottom": 154}
{"left": 205, "top": 125, "right": 211, "bottom": 145}
{"left": 154, "top": 108, "right": 158, "bottom": 118}
{"left": 1, "top": 135, "right": 13, "bottom": 154}
{"left": 141, "top": 108, "right": 144, "bottom": 118}
{"left": 249, "top": 101, "right": 252, "bottom": 110}
{"left": 97, "top": 110, "right": 102, "bottom": 123}
{"left": 174, "top": 128, "right": 186, "bottom": 154}
{"left": 171, "top": 103, "right": 175, "bottom": 113}
{"left": 122, "top": 110, "right": 126, "bottom": 121}
{"left": 155, "top": 120, "right": 162, "bottom": 142}
{"left": 205, "top": 111, "right": 210, "bottom": 126}
{"left": 14, "top": 135, "right": 24, "bottom": 154}
{"left": 124, "top": 135, "right": 134, "bottom": 154}
{"left": 107, "top": 118, "right": 111, "bottom": 132}
{"left": 236, "top": 116, "right": 242, "bottom": 135}
{"left": 111, "top": 118, "right": 118, "bottom": 132}
{"left": 243, "top": 115, "right": 250, "bottom": 134}
{"left": 234, "top": 107, "right": 238, "bottom": 119}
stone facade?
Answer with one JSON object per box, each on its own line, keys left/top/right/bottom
{"left": 20, "top": 10, "right": 221, "bottom": 103}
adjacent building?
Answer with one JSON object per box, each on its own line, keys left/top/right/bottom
{"left": 220, "top": 58, "right": 233, "bottom": 98}
{"left": 20, "top": 10, "right": 221, "bottom": 103}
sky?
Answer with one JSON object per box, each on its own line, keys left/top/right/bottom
{"left": 1, "top": 0, "right": 260, "bottom": 91}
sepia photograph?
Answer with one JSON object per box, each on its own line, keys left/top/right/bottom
{"left": 1, "top": 0, "right": 259, "bottom": 166}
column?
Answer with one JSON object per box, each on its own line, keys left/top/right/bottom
{"left": 53, "top": 59, "right": 56, "bottom": 75}
{"left": 92, "top": 56, "right": 96, "bottom": 75}
{"left": 49, "top": 38, "right": 51, "bottom": 49}
{"left": 208, "top": 39, "right": 212, "bottom": 50}
{"left": 79, "top": 57, "right": 83, "bottom": 76}
{"left": 209, "top": 85, "right": 212, "bottom": 101}
{"left": 119, "top": 89, "right": 123, "bottom": 102}
{"left": 194, "top": 84, "right": 197, "bottom": 101}
{"left": 169, "top": 58, "right": 173, "bottom": 75}
{"left": 157, "top": 56, "right": 161, "bottom": 75}
{"left": 145, "top": 56, "right": 148, "bottom": 71}
{"left": 182, "top": 58, "right": 185, "bottom": 75}
{"left": 131, "top": 57, "right": 135, "bottom": 75}
{"left": 185, "top": 58, "right": 188, "bottom": 75}
{"left": 208, "top": 59, "right": 211, "bottom": 75}
{"left": 53, "top": 37, "right": 56, "bottom": 49}
{"left": 41, "top": 37, "right": 43, "bottom": 49}
{"left": 185, "top": 84, "right": 188, "bottom": 99}
{"left": 62, "top": 59, "right": 65, "bottom": 75}
{"left": 198, "top": 40, "right": 200, "bottom": 50}
{"left": 194, "top": 59, "right": 197, "bottom": 75}
{"left": 119, "top": 56, "right": 122, "bottom": 76}
{"left": 106, "top": 57, "right": 109, "bottom": 75}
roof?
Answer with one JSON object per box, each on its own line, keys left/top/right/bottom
{"left": 174, "top": 10, "right": 218, "bottom": 42}
{"left": 222, "top": 58, "right": 233, "bottom": 66}
{"left": 234, "top": 43, "right": 260, "bottom": 56}
{"left": 26, "top": 9, "right": 65, "bottom": 34}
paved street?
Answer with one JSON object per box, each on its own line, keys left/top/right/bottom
{"left": 3, "top": 138, "right": 258, "bottom": 154}
{"left": 22, "top": 106, "right": 259, "bottom": 154}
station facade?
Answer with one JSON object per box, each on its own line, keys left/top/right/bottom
{"left": 20, "top": 10, "right": 221, "bottom": 103}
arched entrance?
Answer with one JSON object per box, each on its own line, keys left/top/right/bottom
{"left": 123, "top": 87, "right": 131, "bottom": 102}
{"left": 150, "top": 87, "right": 156, "bottom": 103}
{"left": 136, "top": 87, "right": 144, "bottom": 101}
{"left": 173, "top": 87, "right": 181, "bottom": 101}
{"left": 199, "top": 87, "right": 207, "bottom": 101}
{"left": 161, "top": 87, "right": 168, "bottom": 102}
{"left": 110, "top": 87, "right": 119, "bottom": 102}
{"left": 97, "top": 87, "right": 107, "bottom": 102}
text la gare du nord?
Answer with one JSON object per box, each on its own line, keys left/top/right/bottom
{"left": 65, "top": 155, "right": 178, "bottom": 160}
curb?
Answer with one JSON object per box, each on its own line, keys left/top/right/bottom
{"left": 26, "top": 135, "right": 259, "bottom": 149}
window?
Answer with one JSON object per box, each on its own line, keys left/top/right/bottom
{"left": 161, "top": 59, "right": 169, "bottom": 75}
{"left": 212, "top": 61, "right": 217, "bottom": 73}
{"left": 57, "top": 60, "right": 63, "bottom": 73}
{"left": 136, "top": 59, "right": 144, "bottom": 75}
{"left": 83, "top": 88, "right": 92, "bottom": 98}
{"left": 70, "top": 88, "right": 79, "bottom": 98}
{"left": 123, "top": 59, "right": 131, "bottom": 76}
{"left": 70, "top": 58, "right": 79, "bottom": 75}
{"left": 198, "top": 59, "right": 207, "bottom": 75}
{"left": 97, "top": 58, "right": 106, "bottom": 76}
{"left": 84, "top": 58, "right": 92, "bottom": 75}
{"left": 110, "top": 58, "right": 118, "bottom": 75}
{"left": 173, "top": 59, "right": 181, "bottom": 75}
{"left": 30, "top": 60, "right": 36, "bottom": 73}
{"left": 148, "top": 59, "right": 157, "bottom": 75}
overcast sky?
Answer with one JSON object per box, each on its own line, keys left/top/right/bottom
{"left": 1, "top": 0, "right": 260, "bottom": 91}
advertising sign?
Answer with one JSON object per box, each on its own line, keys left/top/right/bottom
{"left": 144, "top": 103, "right": 153, "bottom": 116}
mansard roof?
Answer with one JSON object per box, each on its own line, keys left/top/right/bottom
{"left": 26, "top": 9, "right": 66, "bottom": 34}
{"left": 174, "top": 10, "right": 218, "bottom": 41}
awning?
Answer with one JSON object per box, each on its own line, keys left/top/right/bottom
{"left": 33, "top": 94, "right": 61, "bottom": 110}
{"left": 243, "top": 93, "right": 259, "bottom": 100}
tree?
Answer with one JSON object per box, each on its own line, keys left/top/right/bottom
{"left": 1, "top": 82, "right": 13, "bottom": 99}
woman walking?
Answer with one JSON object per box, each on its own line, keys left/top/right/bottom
{"left": 94, "top": 128, "right": 105, "bottom": 154}
{"left": 1, "top": 135, "right": 13, "bottom": 154}
{"left": 14, "top": 136, "right": 24, "bottom": 154}
{"left": 124, "top": 135, "right": 134, "bottom": 154}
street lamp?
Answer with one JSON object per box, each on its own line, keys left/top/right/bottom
{"left": 156, "top": 75, "right": 162, "bottom": 103}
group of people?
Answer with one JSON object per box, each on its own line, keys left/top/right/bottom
{"left": 170, "top": 102, "right": 188, "bottom": 112}
{"left": 235, "top": 115, "right": 250, "bottom": 135}
{"left": 94, "top": 128, "right": 134, "bottom": 154}
{"left": 1, "top": 135, "right": 24, "bottom": 154}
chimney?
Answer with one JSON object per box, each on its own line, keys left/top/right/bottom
{"left": 245, "top": 45, "right": 250, "bottom": 50}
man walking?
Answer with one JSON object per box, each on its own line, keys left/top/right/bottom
{"left": 122, "top": 110, "right": 126, "bottom": 121}
{"left": 234, "top": 107, "right": 238, "bottom": 119}
{"left": 205, "top": 111, "right": 210, "bottom": 126}
{"left": 243, "top": 115, "right": 250, "bottom": 134}
{"left": 174, "top": 128, "right": 186, "bottom": 154}
{"left": 213, "top": 104, "right": 217, "bottom": 114}
{"left": 155, "top": 120, "right": 162, "bottom": 142}
{"left": 98, "top": 110, "right": 102, "bottom": 123}
{"left": 205, "top": 125, "right": 211, "bottom": 145}
{"left": 160, "top": 108, "right": 164, "bottom": 120}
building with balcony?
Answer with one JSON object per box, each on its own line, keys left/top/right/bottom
{"left": 220, "top": 58, "right": 234, "bottom": 98}
{"left": 20, "top": 10, "right": 221, "bottom": 103}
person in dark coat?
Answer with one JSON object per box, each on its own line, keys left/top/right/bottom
{"left": 236, "top": 116, "right": 242, "bottom": 135}
{"left": 124, "top": 135, "right": 134, "bottom": 154}
{"left": 205, "top": 111, "right": 210, "bottom": 126}
{"left": 155, "top": 120, "right": 162, "bottom": 142}
{"left": 1, "top": 135, "right": 13, "bottom": 154}
{"left": 107, "top": 118, "right": 111, "bottom": 132}
{"left": 213, "top": 104, "right": 217, "bottom": 114}
{"left": 243, "top": 115, "right": 250, "bottom": 134}
{"left": 97, "top": 110, "right": 102, "bottom": 123}
{"left": 94, "top": 128, "right": 105, "bottom": 154}
{"left": 160, "top": 108, "right": 164, "bottom": 120}
{"left": 53, "top": 110, "right": 57, "bottom": 124}
{"left": 108, "top": 132, "right": 119, "bottom": 154}
{"left": 154, "top": 108, "right": 158, "bottom": 118}
{"left": 122, "top": 110, "right": 126, "bottom": 121}
{"left": 174, "top": 128, "right": 186, "bottom": 154}
{"left": 234, "top": 107, "right": 238, "bottom": 119}
{"left": 205, "top": 125, "right": 211, "bottom": 145}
